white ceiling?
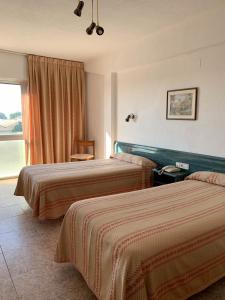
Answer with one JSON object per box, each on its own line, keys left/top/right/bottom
{"left": 0, "top": 0, "right": 223, "bottom": 62}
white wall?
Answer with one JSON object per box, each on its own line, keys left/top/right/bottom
{"left": 117, "top": 44, "right": 225, "bottom": 157}
{"left": 86, "top": 72, "right": 105, "bottom": 158}
{"left": 86, "top": 72, "right": 117, "bottom": 159}
{"left": 0, "top": 52, "right": 27, "bottom": 82}
{"left": 86, "top": 3, "right": 225, "bottom": 158}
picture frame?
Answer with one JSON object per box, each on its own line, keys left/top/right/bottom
{"left": 166, "top": 88, "right": 198, "bottom": 120}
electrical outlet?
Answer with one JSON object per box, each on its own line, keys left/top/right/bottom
{"left": 176, "top": 162, "right": 189, "bottom": 170}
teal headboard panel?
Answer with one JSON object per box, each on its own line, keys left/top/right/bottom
{"left": 115, "top": 141, "right": 225, "bottom": 174}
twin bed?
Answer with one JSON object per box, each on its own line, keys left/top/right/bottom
{"left": 55, "top": 171, "right": 225, "bottom": 300}
{"left": 15, "top": 150, "right": 225, "bottom": 300}
{"left": 15, "top": 153, "right": 156, "bottom": 220}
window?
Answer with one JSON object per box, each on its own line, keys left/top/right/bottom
{"left": 0, "top": 83, "right": 25, "bottom": 178}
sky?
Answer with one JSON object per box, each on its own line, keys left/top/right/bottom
{"left": 0, "top": 83, "right": 22, "bottom": 118}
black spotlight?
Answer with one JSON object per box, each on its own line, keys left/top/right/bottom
{"left": 86, "top": 22, "right": 96, "bottom": 35}
{"left": 74, "top": 1, "right": 84, "bottom": 17}
{"left": 96, "top": 25, "right": 104, "bottom": 36}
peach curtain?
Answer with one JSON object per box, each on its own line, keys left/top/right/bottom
{"left": 23, "top": 55, "right": 86, "bottom": 165}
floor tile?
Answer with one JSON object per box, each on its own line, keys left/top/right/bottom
{"left": 0, "top": 205, "right": 25, "bottom": 221}
{"left": 0, "top": 250, "right": 18, "bottom": 300}
{"left": 0, "top": 227, "right": 41, "bottom": 251}
{"left": 12, "top": 262, "right": 96, "bottom": 300}
{"left": 0, "top": 278, "right": 18, "bottom": 300}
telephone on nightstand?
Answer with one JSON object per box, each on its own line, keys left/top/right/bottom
{"left": 158, "top": 165, "right": 181, "bottom": 175}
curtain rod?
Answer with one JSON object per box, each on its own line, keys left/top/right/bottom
{"left": 0, "top": 48, "right": 83, "bottom": 63}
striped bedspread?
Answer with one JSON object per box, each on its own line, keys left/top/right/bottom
{"left": 55, "top": 177, "right": 225, "bottom": 300}
{"left": 14, "top": 158, "right": 153, "bottom": 220}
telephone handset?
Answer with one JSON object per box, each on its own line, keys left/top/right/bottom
{"left": 158, "top": 165, "right": 181, "bottom": 175}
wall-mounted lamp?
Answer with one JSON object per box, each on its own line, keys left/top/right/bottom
{"left": 125, "top": 113, "right": 136, "bottom": 122}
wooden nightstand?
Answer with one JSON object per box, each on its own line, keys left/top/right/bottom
{"left": 153, "top": 168, "right": 188, "bottom": 187}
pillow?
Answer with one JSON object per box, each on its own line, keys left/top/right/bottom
{"left": 186, "top": 171, "right": 225, "bottom": 187}
{"left": 111, "top": 153, "right": 157, "bottom": 168}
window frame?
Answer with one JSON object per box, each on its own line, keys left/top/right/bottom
{"left": 0, "top": 81, "right": 23, "bottom": 141}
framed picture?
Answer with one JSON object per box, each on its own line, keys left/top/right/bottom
{"left": 166, "top": 88, "right": 198, "bottom": 120}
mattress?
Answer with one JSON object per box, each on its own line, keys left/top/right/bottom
{"left": 55, "top": 171, "right": 225, "bottom": 300}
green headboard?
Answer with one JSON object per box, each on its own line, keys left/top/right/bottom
{"left": 115, "top": 141, "right": 225, "bottom": 174}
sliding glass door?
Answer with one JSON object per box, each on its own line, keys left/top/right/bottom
{"left": 0, "top": 83, "right": 25, "bottom": 179}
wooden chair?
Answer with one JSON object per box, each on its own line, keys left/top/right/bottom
{"left": 70, "top": 140, "right": 95, "bottom": 161}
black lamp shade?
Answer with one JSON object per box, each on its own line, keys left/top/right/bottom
{"left": 74, "top": 1, "right": 84, "bottom": 17}
{"left": 96, "top": 26, "right": 104, "bottom": 36}
{"left": 86, "top": 22, "right": 96, "bottom": 35}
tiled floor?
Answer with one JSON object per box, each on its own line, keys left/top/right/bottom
{"left": 1, "top": 179, "right": 225, "bottom": 300}
{"left": 0, "top": 179, "right": 96, "bottom": 300}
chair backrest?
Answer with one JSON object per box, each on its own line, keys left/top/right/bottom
{"left": 78, "top": 140, "right": 95, "bottom": 157}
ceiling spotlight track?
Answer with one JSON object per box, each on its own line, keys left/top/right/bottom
{"left": 74, "top": 0, "right": 104, "bottom": 36}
